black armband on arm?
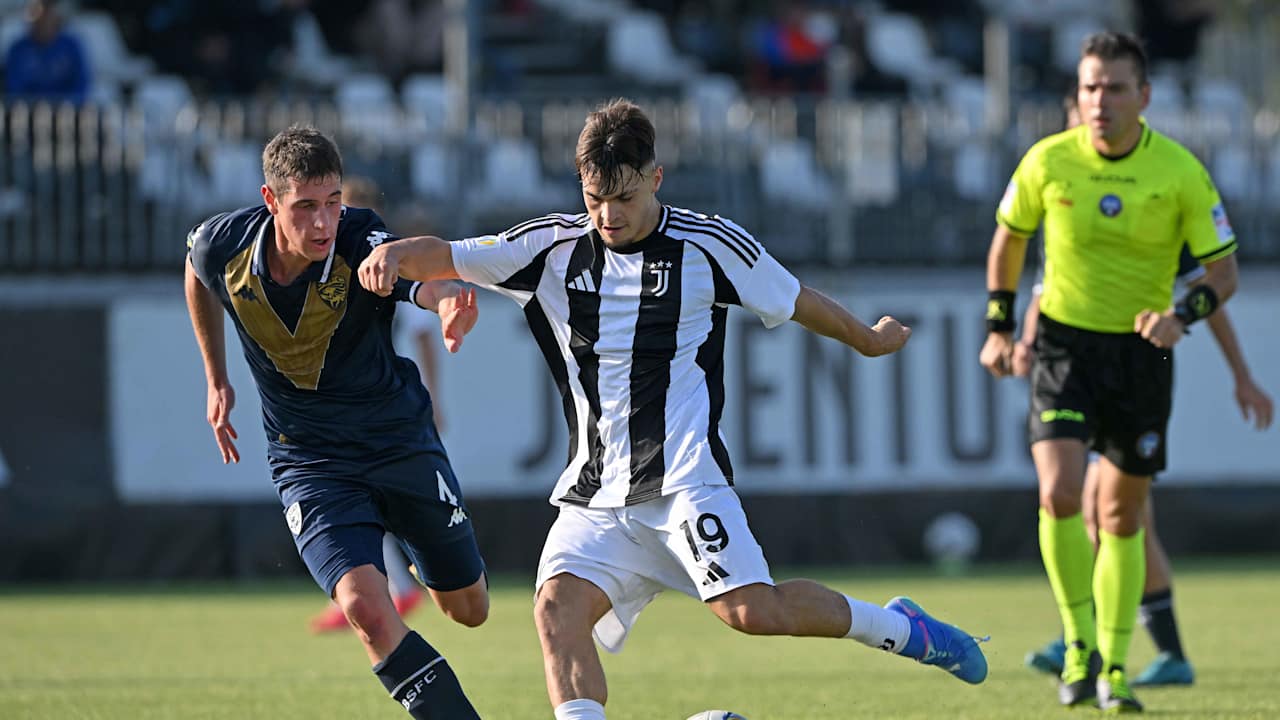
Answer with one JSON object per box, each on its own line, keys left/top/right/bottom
{"left": 1173, "top": 284, "right": 1219, "bottom": 326}
{"left": 986, "top": 290, "right": 1016, "bottom": 333}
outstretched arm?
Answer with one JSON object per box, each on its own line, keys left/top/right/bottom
{"left": 1205, "top": 305, "right": 1273, "bottom": 430}
{"left": 184, "top": 260, "right": 239, "bottom": 464}
{"left": 360, "top": 235, "right": 458, "bottom": 296}
{"left": 790, "top": 285, "right": 911, "bottom": 357}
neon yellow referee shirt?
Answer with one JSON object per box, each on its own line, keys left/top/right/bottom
{"left": 997, "top": 121, "right": 1238, "bottom": 333}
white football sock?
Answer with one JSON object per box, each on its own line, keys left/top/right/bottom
{"left": 554, "top": 698, "right": 606, "bottom": 720}
{"left": 843, "top": 595, "right": 911, "bottom": 654}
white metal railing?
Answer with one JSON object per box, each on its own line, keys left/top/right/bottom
{"left": 1, "top": 95, "right": 1277, "bottom": 272}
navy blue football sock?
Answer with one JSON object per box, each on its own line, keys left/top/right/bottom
{"left": 1139, "top": 589, "right": 1186, "bottom": 660}
{"left": 373, "top": 631, "right": 478, "bottom": 719}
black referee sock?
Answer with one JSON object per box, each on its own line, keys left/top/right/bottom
{"left": 373, "top": 631, "right": 479, "bottom": 719}
{"left": 1138, "top": 589, "right": 1186, "bottom": 660}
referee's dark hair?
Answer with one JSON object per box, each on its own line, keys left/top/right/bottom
{"left": 575, "top": 98, "right": 656, "bottom": 196}
{"left": 262, "top": 125, "right": 344, "bottom": 195}
{"left": 1080, "top": 31, "right": 1149, "bottom": 85}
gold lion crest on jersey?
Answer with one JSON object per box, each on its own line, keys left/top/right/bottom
{"left": 317, "top": 275, "right": 348, "bottom": 310}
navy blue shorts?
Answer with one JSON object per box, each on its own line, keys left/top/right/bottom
{"left": 276, "top": 455, "right": 484, "bottom": 597}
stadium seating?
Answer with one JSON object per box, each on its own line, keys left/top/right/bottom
{"left": 287, "top": 11, "right": 355, "bottom": 88}
{"left": 474, "top": 137, "right": 572, "bottom": 218}
{"left": 67, "top": 11, "right": 154, "bottom": 87}
{"left": 607, "top": 10, "right": 700, "bottom": 86}
{"left": 839, "top": 103, "right": 900, "bottom": 207}
{"left": 864, "top": 12, "right": 960, "bottom": 95}
{"left": 401, "top": 73, "right": 451, "bottom": 137}
{"left": 409, "top": 140, "right": 455, "bottom": 202}
{"left": 335, "top": 74, "right": 401, "bottom": 148}
{"left": 759, "top": 139, "right": 833, "bottom": 212}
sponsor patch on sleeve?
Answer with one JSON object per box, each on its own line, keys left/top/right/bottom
{"left": 1211, "top": 203, "right": 1233, "bottom": 243}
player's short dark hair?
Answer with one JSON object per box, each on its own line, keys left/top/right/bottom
{"left": 262, "top": 125, "right": 343, "bottom": 195}
{"left": 575, "top": 98, "right": 655, "bottom": 196}
{"left": 1080, "top": 31, "right": 1148, "bottom": 85}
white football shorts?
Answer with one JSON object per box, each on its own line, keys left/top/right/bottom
{"left": 535, "top": 484, "right": 774, "bottom": 653}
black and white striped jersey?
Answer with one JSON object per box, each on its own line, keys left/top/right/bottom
{"left": 451, "top": 205, "right": 801, "bottom": 508}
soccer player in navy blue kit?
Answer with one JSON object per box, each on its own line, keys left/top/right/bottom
{"left": 184, "top": 126, "right": 486, "bottom": 719}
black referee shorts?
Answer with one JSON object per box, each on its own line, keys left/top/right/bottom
{"left": 1028, "top": 313, "right": 1173, "bottom": 476}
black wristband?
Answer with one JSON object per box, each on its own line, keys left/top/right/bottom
{"left": 986, "top": 290, "right": 1016, "bottom": 333}
{"left": 1173, "top": 284, "right": 1219, "bottom": 326}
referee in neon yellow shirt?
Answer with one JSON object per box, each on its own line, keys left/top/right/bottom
{"left": 979, "top": 31, "right": 1239, "bottom": 713}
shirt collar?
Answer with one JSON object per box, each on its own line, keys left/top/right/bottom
{"left": 251, "top": 212, "right": 336, "bottom": 284}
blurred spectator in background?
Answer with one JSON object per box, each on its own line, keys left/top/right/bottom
{"left": 4, "top": 0, "right": 90, "bottom": 105}
{"left": 749, "top": 1, "right": 837, "bottom": 94}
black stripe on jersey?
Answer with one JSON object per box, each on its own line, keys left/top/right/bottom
{"left": 707, "top": 214, "right": 763, "bottom": 259}
{"left": 523, "top": 297, "right": 578, "bottom": 469}
{"left": 503, "top": 213, "right": 589, "bottom": 241}
{"left": 560, "top": 234, "right": 607, "bottom": 506}
{"left": 685, "top": 240, "right": 743, "bottom": 306}
{"left": 695, "top": 303, "right": 734, "bottom": 482}
{"left": 1194, "top": 240, "right": 1237, "bottom": 264}
{"left": 498, "top": 240, "right": 573, "bottom": 293}
{"left": 667, "top": 215, "right": 759, "bottom": 268}
{"left": 626, "top": 238, "right": 685, "bottom": 504}
{"left": 668, "top": 208, "right": 761, "bottom": 261}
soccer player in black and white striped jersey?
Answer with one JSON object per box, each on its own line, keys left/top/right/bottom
{"left": 359, "top": 99, "right": 990, "bottom": 719}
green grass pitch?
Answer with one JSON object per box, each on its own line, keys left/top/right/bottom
{"left": 2, "top": 560, "right": 1278, "bottom": 719}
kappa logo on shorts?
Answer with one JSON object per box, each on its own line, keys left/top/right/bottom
{"left": 448, "top": 507, "right": 468, "bottom": 527}
{"left": 1136, "top": 431, "right": 1161, "bottom": 459}
{"left": 286, "top": 501, "right": 303, "bottom": 536}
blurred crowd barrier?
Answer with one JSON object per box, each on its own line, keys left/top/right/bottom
{"left": 2, "top": 91, "right": 1279, "bottom": 273}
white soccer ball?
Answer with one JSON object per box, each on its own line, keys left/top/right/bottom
{"left": 923, "top": 511, "right": 980, "bottom": 572}
{"left": 685, "top": 712, "right": 748, "bottom": 720}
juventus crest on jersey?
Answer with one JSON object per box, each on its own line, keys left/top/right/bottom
{"left": 452, "top": 206, "right": 801, "bottom": 508}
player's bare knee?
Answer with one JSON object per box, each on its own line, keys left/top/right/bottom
{"left": 1040, "top": 484, "right": 1081, "bottom": 517}
{"left": 443, "top": 593, "right": 488, "bottom": 628}
{"left": 340, "top": 594, "right": 395, "bottom": 644}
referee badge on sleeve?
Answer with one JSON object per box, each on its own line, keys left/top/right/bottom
{"left": 1211, "top": 204, "right": 1233, "bottom": 243}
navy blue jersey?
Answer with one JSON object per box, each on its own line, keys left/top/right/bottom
{"left": 187, "top": 205, "right": 443, "bottom": 478}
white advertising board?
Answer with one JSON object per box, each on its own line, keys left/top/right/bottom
{"left": 111, "top": 271, "right": 1280, "bottom": 501}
